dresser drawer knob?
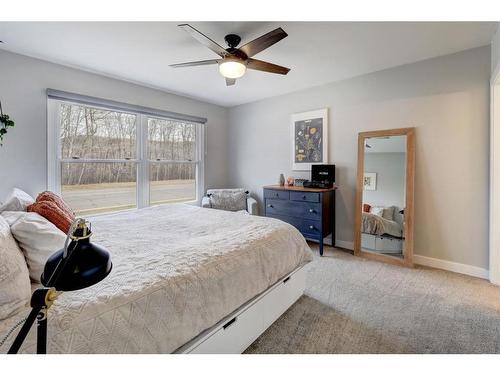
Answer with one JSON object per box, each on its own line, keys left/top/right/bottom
{"left": 309, "top": 209, "right": 314, "bottom": 213}
{"left": 302, "top": 195, "right": 307, "bottom": 199}
{"left": 309, "top": 225, "right": 314, "bottom": 230}
{"left": 267, "top": 204, "right": 273, "bottom": 208}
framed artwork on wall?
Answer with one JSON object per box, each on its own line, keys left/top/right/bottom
{"left": 291, "top": 108, "right": 328, "bottom": 171}
{"left": 363, "top": 172, "right": 377, "bottom": 191}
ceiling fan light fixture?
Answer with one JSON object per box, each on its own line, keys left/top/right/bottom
{"left": 219, "top": 60, "right": 246, "bottom": 79}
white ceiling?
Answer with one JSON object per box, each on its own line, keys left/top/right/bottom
{"left": 0, "top": 22, "right": 497, "bottom": 107}
{"left": 365, "top": 136, "right": 406, "bottom": 153}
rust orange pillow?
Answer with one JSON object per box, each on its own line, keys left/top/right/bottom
{"left": 363, "top": 204, "right": 371, "bottom": 213}
{"left": 27, "top": 201, "right": 74, "bottom": 234}
{"left": 36, "top": 191, "right": 74, "bottom": 218}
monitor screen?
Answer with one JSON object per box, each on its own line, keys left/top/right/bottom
{"left": 311, "top": 164, "right": 335, "bottom": 183}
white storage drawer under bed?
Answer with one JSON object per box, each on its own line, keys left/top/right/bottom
{"left": 361, "top": 233, "right": 403, "bottom": 254}
{"left": 178, "top": 265, "right": 306, "bottom": 354}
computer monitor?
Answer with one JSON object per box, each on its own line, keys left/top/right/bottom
{"left": 311, "top": 164, "right": 335, "bottom": 185}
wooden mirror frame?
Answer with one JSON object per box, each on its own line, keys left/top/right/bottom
{"left": 353, "top": 127, "right": 415, "bottom": 267}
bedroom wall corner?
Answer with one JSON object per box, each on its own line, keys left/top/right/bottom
{"left": 226, "top": 45, "right": 491, "bottom": 272}
{"left": 491, "top": 24, "right": 500, "bottom": 77}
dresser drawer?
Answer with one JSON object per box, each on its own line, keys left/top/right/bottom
{"left": 189, "top": 293, "right": 263, "bottom": 354}
{"left": 268, "top": 214, "right": 321, "bottom": 238}
{"left": 264, "top": 189, "right": 289, "bottom": 200}
{"left": 290, "top": 191, "right": 320, "bottom": 203}
{"left": 265, "top": 199, "right": 321, "bottom": 220}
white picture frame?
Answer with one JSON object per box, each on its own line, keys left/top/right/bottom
{"left": 364, "top": 172, "right": 377, "bottom": 191}
{"left": 291, "top": 108, "right": 328, "bottom": 171}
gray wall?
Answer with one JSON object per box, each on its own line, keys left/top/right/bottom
{"left": 363, "top": 152, "right": 406, "bottom": 209}
{"left": 0, "top": 49, "right": 229, "bottom": 199}
{"left": 492, "top": 25, "right": 500, "bottom": 75}
{"left": 227, "top": 46, "right": 491, "bottom": 270}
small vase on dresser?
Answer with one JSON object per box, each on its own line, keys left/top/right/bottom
{"left": 279, "top": 174, "right": 285, "bottom": 186}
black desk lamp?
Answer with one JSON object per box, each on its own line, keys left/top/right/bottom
{"left": 8, "top": 218, "right": 112, "bottom": 354}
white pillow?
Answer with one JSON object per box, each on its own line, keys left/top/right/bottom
{"left": 1, "top": 211, "right": 66, "bottom": 282}
{"left": 0, "top": 215, "right": 31, "bottom": 320}
{"left": 0, "top": 188, "right": 35, "bottom": 213}
{"left": 370, "top": 206, "right": 384, "bottom": 217}
{"left": 370, "top": 206, "right": 395, "bottom": 220}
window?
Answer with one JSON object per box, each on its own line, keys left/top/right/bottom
{"left": 148, "top": 117, "right": 197, "bottom": 205}
{"left": 48, "top": 97, "right": 204, "bottom": 216}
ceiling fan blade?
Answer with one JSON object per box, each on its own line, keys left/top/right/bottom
{"left": 226, "top": 78, "right": 236, "bottom": 86}
{"left": 170, "top": 59, "right": 221, "bottom": 68}
{"left": 246, "top": 58, "right": 290, "bottom": 75}
{"left": 239, "top": 27, "right": 288, "bottom": 57}
{"left": 178, "top": 24, "right": 228, "bottom": 57}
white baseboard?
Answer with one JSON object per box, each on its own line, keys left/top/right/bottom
{"left": 330, "top": 239, "right": 489, "bottom": 280}
{"left": 413, "top": 255, "right": 489, "bottom": 280}
{"left": 310, "top": 237, "right": 354, "bottom": 250}
{"left": 325, "top": 236, "right": 489, "bottom": 280}
{"left": 334, "top": 240, "right": 354, "bottom": 250}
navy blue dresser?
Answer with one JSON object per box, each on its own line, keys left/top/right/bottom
{"left": 263, "top": 185, "right": 336, "bottom": 256}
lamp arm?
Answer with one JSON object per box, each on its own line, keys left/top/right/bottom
{"left": 43, "top": 241, "right": 78, "bottom": 288}
{"left": 5, "top": 219, "right": 81, "bottom": 354}
{"left": 7, "top": 306, "right": 42, "bottom": 354}
{"left": 44, "top": 218, "right": 81, "bottom": 287}
{"left": 6, "top": 218, "right": 108, "bottom": 354}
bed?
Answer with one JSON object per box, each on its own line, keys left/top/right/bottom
{"left": 0, "top": 204, "right": 312, "bottom": 354}
{"left": 361, "top": 211, "right": 404, "bottom": 254}
{"left": 361, "top": 211, "right": 403, "bottom": 238}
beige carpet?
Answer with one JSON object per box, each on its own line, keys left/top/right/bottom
{"left": 245, "top": 244, "right": 500, "bottom": 354}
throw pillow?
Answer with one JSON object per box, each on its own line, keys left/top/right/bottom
{"left": 27, "top": 200, "right": 74, "bottom": 234}
{"left": 207, "top": 188, "right": 247, "bottom": 212}
{"left": 0, "top": 215, "right": 31, "bottom": 319}
{"left": 382, "top": 206, "right": 395, "bottom": 221}
{"left": 36, "top": 191, "right": 74, "bottom": 218}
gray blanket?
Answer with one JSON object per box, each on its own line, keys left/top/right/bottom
{"left": 362, "top": 212, "right": 403, "bottom": 237}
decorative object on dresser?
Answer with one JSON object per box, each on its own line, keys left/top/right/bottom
{"left": 294, "top": 178, "right": 308, "bottom": 187}
{"left": 304, "top": 164, "right": 335, "bottom": 189}
{"left": 263, "top": 185, "right": 336, "bottom": 256}
{"left": 279, "top": 173, "right": 285, "bottom": 186}
{"left": 291, "top": 108, "right": 328, "bottom": 171}
{"left": 286, "top": 176, "right": 294, "bottom": 186}
{"left": 201, "top": 188, "right": 258, "bottom": 215}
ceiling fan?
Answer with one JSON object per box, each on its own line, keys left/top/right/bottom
{"left": 170, "top": 24, "right": 290, "bottom": 86}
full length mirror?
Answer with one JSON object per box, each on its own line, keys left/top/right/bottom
{"left": 354, "top": 128, "right": 415, "bottom": 267}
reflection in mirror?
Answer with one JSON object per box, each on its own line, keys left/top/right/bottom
{"left": 361, "top": 135, "right": 406, "bottom": 259}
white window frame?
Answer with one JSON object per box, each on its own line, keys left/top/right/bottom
{"left": 47, "top": 98, "right": 205, "bottom": 213}
{"left": 490, "top": 62, "right": 500, "bottom": 285}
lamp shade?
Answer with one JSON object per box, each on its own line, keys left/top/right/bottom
{"left": 41, "top": 225, "right": 112, "bottom": 291}
{"left": 219, "top": 60, "right": 246, "bottom": 79}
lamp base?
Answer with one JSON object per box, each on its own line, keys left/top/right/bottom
{"left": 8, "top": 288, "right": 58, "bottom": 354}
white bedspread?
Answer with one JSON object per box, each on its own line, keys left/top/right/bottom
{"left": 0, "top": 204, "right": 312, "bottom": 353}
{"left": 361, "top": 212, "right": 403, "bottom": 238}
